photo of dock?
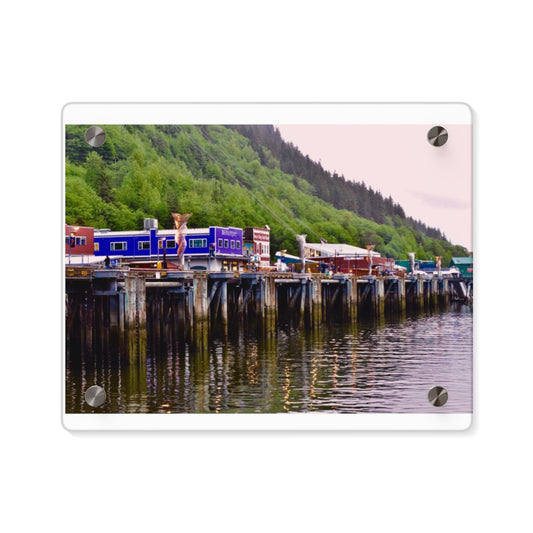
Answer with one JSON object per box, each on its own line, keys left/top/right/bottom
{"left": 64, "top": 123, "right": 472, "bottom": 414}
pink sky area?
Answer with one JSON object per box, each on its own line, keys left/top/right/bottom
{"left": 276, "top": 125, "right": 472, "bottom": 251}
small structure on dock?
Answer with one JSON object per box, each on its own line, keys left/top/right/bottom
{"left": 450, "top": 257, "right": 473, "bottom": 279}
{"left": 304, "top": 241, "right": 394, "bottom": 275}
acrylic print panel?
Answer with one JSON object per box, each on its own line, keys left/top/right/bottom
{"left": 62, "top": 103, "right": 473, "bottom": 430}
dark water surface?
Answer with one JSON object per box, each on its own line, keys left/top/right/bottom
{"left": 66, "top": 304, "right": 472, "bottom": 414}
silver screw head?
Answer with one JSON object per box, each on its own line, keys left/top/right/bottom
{"left": 428, "top": 386, "right": 448, "bottom": 407}
{"left": 85, "top": 126, "right": 106, "bottom": 147}
{"left": 85, "top": 385, "right": 106, "bottom": 407}
{"left": 427, "top": 126, "right": 448, "bottom": 147}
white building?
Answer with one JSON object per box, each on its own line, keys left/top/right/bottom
{"left": 304, "top": 242, "right": 381, "bottom": 259}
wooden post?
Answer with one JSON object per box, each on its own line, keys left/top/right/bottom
{"left": 118, "top": 291, "right": 126, "bottom": 354}
{"left": 431, "top": 279, "right": 438, "bottom": 307}
{"left": 348, "top": 277, "right": 357, "bottom": 323}
{"left": 299, "top": 280, "right": 306, "bottom": 328}
{"left": 341, "top": 279, "right": 350, "bottom": 321}
{"left": 311, "top": 276, "right": 323, "bottom": 327}
{"left": 416, "top": 279, "right": 424, "bottom": 309}
{"left": 398, "top": 278, "right": 406, "bottom": 316}
{"left": 263, "top": 275, "right": 277, "bottom": 335}
{"left": 192, "top": 274, "right": 209, "bottom": 348}
{"left": 220, "top": 280, "right": 228, "bottom": 335}
{"left": 374, "top": 278, "right": 385, "bottom": 316}
{"left": 85, "top": 290, "right": 94, "bottom": 356}
{"left": 125, "top": 274, "right": 147, "bottom": 363}
{"left": 187, "top": 284, "right": 194, "bottom": 342}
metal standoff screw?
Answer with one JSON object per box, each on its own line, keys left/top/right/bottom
{"left": 427, "top": 126, "right": 448, "bottom": 146}
{"left": 428, "top": 386, "right": 448, "bottom": 407}
{"left": 85, "top": 385, "right": 106, "bottom": 408}
{"left": 85, "top": 126, "right": 106, "bottom": 147}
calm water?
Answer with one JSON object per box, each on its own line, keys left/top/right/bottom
{"left": 65, "top": 305, "right": 472, "bottom": 414}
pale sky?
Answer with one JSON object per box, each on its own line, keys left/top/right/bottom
{"left": 276, "top": 125, "right": 472, "bottom": 250}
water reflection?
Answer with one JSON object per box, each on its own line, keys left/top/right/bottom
{"left": 66, "top": 304, "right": 472, "bottom": 414}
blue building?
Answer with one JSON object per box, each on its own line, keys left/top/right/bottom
{"left": 94, "top": 223, "right": 244, "bottom": 270}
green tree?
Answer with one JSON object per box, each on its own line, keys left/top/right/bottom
{"left": 85, "top": 152, "right": 114, "bottom": 202}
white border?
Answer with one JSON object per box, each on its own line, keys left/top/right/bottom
{"left": 62, "top": 102, "right": 472, "bottom": 126}
{"left": 62, "top": 103, "right": 472, "bottom": 432}
{"left": 63, "top": 413, "right": 471, "bottom": 431}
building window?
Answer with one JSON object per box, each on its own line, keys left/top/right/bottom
{"left": 236, "top": 241, "right": 241, "bottom": 249}
{"left": 218, "top": 238, "right": 223, "bottom": 248}
{"left": 110, "top": 242, "right": 127, "bottom": 251}
{"left": 224, "top": 239, "right": 229, "bottom": 248}
{"left": 166, "top": 239, "right": 176, "bottom": 248}
{"left": 94, "top": 242, "right": 99, "bottom": 252}
{"left": 75, "top": 236, "right": 86, "bottom": 246}
{"left": 230, "top": 240, "right": 235, "bottom": 249}
{"left": 190, "top": 238, "right": 207, "bottom": 248}
{"left": 138, "top": 241, "right": 150, "bottom": 250}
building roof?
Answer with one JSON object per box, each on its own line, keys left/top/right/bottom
{"left": 305, "top": 242, "right": 381, "bottom": 257}
{"left": 275, "top": 252, "right": 317, "bottom": 264}
{"left": 451, "top": 257, "right": 473, "bottom": 264}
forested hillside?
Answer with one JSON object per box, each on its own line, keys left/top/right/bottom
{"left": 65, "top": 124, "right": 468, "bottom": 264}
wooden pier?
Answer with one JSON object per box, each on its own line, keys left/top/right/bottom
{"left": 65, "top": 267, "right": 472, "bottom": 362}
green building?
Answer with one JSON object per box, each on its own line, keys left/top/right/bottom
{"left": 450, "top": 257, "right": 473, "bottom": 278}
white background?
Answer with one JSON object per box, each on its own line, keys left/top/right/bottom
{"left": 2, "top": 1, "right": 530, "bottom": 531}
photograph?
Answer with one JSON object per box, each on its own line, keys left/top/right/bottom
{"left": 64, "top": 122, "right": 472, "bottom": 414}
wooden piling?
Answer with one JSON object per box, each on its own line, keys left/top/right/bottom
{"left": 299, "top": 280, "right": 306, "bottom": 328}
{"left": 347, "top": 277, "right": 358, "bottom": 323}
{"left": 191, "top": 274, "right": 209, "bottom": 349}
{"left": 263, "top": 275, "right": 277, "bottom": 335}
{"left": 220, "top": 279, "right": 228, "bottom": 335}
{"left": 398, "top": 278, "right": 406, "bottom": 316}
{"left": 125, "top": 274, "right": 147, "bottom": 363}
{"left": 310, "top": 276, "right": 323, "bottom": 328}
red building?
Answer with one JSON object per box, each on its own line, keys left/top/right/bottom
{"left": 305, "top": 242, "right": 396, "bottom": 276}
{"left": 65, "top": 225, "right": 94, "bottom": 257}
{"left": 243, "top": 226, "right": 271, "bottom": 267}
